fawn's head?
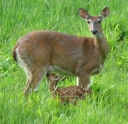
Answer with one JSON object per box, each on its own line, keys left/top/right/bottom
{"left": 46, "top": 73, "right": 66, "bottom": 85}
{"left": 79, "top": 7, "right": 110, "bottom": 35}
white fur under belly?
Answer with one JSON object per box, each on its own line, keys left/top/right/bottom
{"left": 49, "top": 65, "right": 76, "bottom": 76}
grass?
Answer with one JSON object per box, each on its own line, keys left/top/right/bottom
{"left": 0, "top": 0, "right": 128, "bottom": 124}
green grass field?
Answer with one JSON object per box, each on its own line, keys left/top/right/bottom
{"left": 0, "top": 0, "right": 128, "bottom": 124}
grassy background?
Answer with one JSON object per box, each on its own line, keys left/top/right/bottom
{"left": 0, "top": 0, "right": 128, "bottom": 124}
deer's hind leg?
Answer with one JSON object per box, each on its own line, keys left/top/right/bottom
{"left": 23, "top": 66, "right": 46, "bottom": 96}
{"left": 16, "top": 52, "right": 49, "bottom": 96}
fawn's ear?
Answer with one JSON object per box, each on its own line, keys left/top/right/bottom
{"left": 54, "top": 75, "right": 60, "bottom": 81}
{"left": 100, "top": 7, "right": 110, "bottom": 19}
{"left": 60, "top": 77, "right": 67, "bottom": 81}
{"left": 79, "top": 8, "right": 89, "bottom": 19}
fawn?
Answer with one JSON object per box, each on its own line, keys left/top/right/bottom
{"left": 46, "top": 73, "right": 86, "bottom": 104}
{"left": 12, "top": 7, "right": 110, "bottom": 96}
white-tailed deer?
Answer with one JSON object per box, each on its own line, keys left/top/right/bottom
{"left": 12, "top": 7, "right": 110, "bottom": 96}
{"left": 46, "top": 73, "right": 86, "bottom": 104}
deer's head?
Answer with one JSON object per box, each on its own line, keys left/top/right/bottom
{"left": 79, "top": 7, "right": 110, "bottom": 35}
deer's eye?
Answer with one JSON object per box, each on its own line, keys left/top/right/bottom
{"left": 87, "top": 20, "right": 90, "bottom": 24}
{"left": 97, "top": 20, "right": 101, "bottom": 23}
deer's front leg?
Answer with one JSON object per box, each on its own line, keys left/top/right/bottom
{"left": 78, "top": 72, "right": 92, "bottom": 95}
{"left": 76, "top": 77, "right": 80, "bottom": 86}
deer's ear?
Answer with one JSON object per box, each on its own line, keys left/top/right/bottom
{"left": 60, "top": 77, "right": 67, "bottom": 81}
{"left": 101, "top": 7, "right": 110, "bottom": 19}
{"left": 79, "top": 8, "right": 89, "bottom": 19}
{"left": 54, "top": 75, "right": 60, "bottom": 81}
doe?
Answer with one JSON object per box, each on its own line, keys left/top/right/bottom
{"left": 12, "top": 7, "right": 110, "bottom": 96}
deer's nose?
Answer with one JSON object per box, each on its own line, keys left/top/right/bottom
{"left": 91, "top": 30, "right": 98, "bottom": 35}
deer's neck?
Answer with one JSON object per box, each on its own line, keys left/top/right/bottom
{"left": 49, "top": 83, "right": 56, "bottom": 93}
{"left": 94, "top": 32, "right": 109, "bottom": 63}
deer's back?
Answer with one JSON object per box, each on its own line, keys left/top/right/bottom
{"left": 14, "top": 30, "right": 100, "bottom": 76}
{"left": 55, "top": 85, "right": 86, "bottom": 98}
